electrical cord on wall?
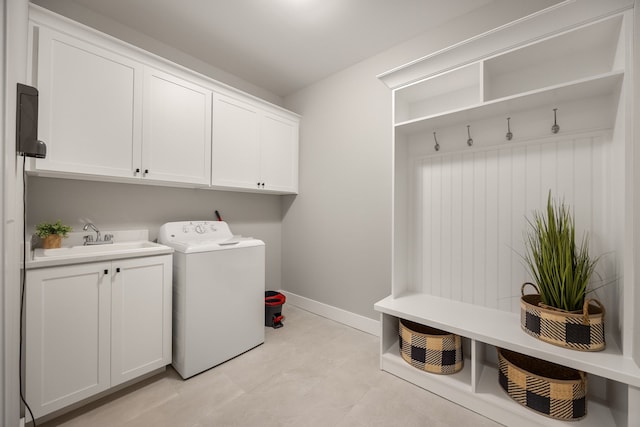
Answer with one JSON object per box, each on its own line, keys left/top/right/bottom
{"left": 20, "top": 155, "right": 37, "bottom": 426}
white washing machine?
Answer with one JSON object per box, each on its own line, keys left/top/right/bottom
{"left": 158, "top": 221, "right": 265, "bottom": 379}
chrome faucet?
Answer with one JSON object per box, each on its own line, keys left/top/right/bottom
{"left": 83, "top": 222, "right": 100, "bottom": 241}
{"left": 83, "top": 222, "right": 113, "bottom": 245}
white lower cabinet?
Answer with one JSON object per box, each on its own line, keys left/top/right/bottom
{"left": 25, "top": 262, "right": 111, "bottom": 419}
{"left": 25, "top": 255, "right": 172, "bottom": 419}
{"left": 110, "top": 256, "right": 172, "bottom": 386}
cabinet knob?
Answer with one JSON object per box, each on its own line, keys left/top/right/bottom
{"left": 104, "top": 269, "right": 108, "bottom": 274}
{"left": 116, "top": 267, "right": 121, "bottom": 273}
{"left": 144, "top": 169, "right": 149, "bottom": 176}
{"left": 261, "top": 183, "right": 265, "bottom": 188}
{"left": 135, "top": 168, "right": 140, "bottom": 175}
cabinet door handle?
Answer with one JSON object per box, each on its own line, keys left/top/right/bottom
{"left": 116, "top": 267, "right": 121, "bottom": 273}
{"left": 261, "top": 182, "right": 265, "bottom": 188}
{"left": 135, "top": 168, "right": 140, "bottom": 175}
{"left": 143, "top": 169, "right": 149, "bottom": 176}
{"left": 104, "top": 269, "right": 109, "bottom": 274}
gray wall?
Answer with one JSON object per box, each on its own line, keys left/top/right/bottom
{"left": 281, "top": 0, "right": 562, "bottom": 320}
{"left": 27, "top": 177, "right": 283, "bottom": 290}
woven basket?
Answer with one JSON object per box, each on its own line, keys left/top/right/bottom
{"left": 498, "top": 348, "right": 587, "bottom": 420}
{"left": 521, "top": 282, "right": 605, "bottom": 352}
{"left": 398, "top": 319, "right": 463, "bottom": 375}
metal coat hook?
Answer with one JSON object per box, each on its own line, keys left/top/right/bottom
{"left": 466, "top": 125, "right": 473, "bottom": 146}
{"left": 433, "top": 132, "right": 440, "bottom": 152}
{"left": 506, "top": 117, "right": 513, "bottom": 141}
{"left": 551, "top": 108, "right": 560, "bottom": 134}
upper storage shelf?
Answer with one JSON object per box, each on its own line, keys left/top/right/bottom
{"left": 483, "top": 14, "right": 624, "bottom": 101}
{"left": 395, "top": 71, "right": 622, "bottom": 136}
{"left": 395, "top": 63, "right": 481, "bottom": 124}
{"left": 393, "top": 14, "right": 625, "bottom": 132}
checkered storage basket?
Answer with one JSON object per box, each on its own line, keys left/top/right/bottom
{"left": 521, "top": 282, "right": 605, "bottom": 352}
{"left": 498, "top": 348, "right": 587, "bottom": 421}
{"left": 398, "top": 319, "right": 463, "bottom": 375}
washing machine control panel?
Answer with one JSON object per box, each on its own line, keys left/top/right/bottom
{"left": 159, "top": 220, "right": 233, "bottom": 243}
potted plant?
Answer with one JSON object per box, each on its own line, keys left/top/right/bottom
{"left": 520, "top": 191, "right": 605, "bottom": 351}
{"left": 35, "top": 220, "right": 72, "bottom": 249}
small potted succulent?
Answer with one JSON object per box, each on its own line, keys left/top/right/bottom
{"left": 35, "top": 220, "right": 72, "bottom": 249}
{"left": 520, "top": 191, "right": 605, "bottom": 351}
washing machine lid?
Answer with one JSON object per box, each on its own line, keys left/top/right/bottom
{"left": 158, "top": 221, "right": 264, "bottom": 253}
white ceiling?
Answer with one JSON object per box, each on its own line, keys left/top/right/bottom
{"left": 48, "top": 0, "right": 499, "bottom": 97}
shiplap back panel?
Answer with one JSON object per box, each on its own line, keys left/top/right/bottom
{"left": 410, "top": 133, "right": 616, "bottom": 313}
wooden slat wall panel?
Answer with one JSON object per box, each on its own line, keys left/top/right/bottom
{"left": 413, "top": 135, "right": 613, "bottom": 313}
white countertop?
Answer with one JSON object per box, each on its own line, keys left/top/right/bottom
{"left": 26, "top": 229, "right": 174, "bottom": 269}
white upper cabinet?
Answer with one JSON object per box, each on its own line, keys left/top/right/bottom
{"left": 31, "top": 24, "right": 212, "bottom": 186}
{"left": 211, "top": 94, "right": 261, "bottom": 189}
{"left": 28, "top": 5, "right": 299, "bottom": 194}
{"left": 34, "top": 26, "right": 143, "bottom": 178}
{"left": 142, "top": 67, "right": 212, "bottom": 185}
{"left": 212, "top": 92, "right": 299, "bottom": 194}
{"left": 260, "top": 111, "right": 299, "bottom": 193}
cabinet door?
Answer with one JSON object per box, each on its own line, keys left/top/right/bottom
{"left": 260, "top": 112, "right": 299, "bottom": 193}
{"left": 35, "top": 26, "right": 143, "bottom": 178}
{"left": 111, "top": 255, "right": 172, "bottom": 386}
{"left": 25, "top": 263, "right": 111, "bottom": 419}
{"left": 142, "top": 68, "right": 212, "bottom": 185}
{"left": 211, "top": 93, "right": 261, "bottom": 189}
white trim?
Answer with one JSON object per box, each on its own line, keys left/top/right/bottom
{"left": 279, "top": 290, "right": 380, "bottom": 337}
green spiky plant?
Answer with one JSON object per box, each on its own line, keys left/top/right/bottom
{"left": 523, "top": 192, "right": 599, "bottom": 312}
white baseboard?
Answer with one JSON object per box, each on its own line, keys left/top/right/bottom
{"left": 279, "top": 290, "right": 380, "bottom": 336}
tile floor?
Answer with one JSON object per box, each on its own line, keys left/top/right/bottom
{"left": 39, "top": 305, "right": 502, "bottom": 427}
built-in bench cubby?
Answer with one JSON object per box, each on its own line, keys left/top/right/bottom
{"left": 377, "top": 1, "right": 639, "bottom": 426}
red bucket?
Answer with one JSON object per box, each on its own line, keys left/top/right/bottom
{"left": 265, "top": 291, "right": 285, "bottom": 328}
